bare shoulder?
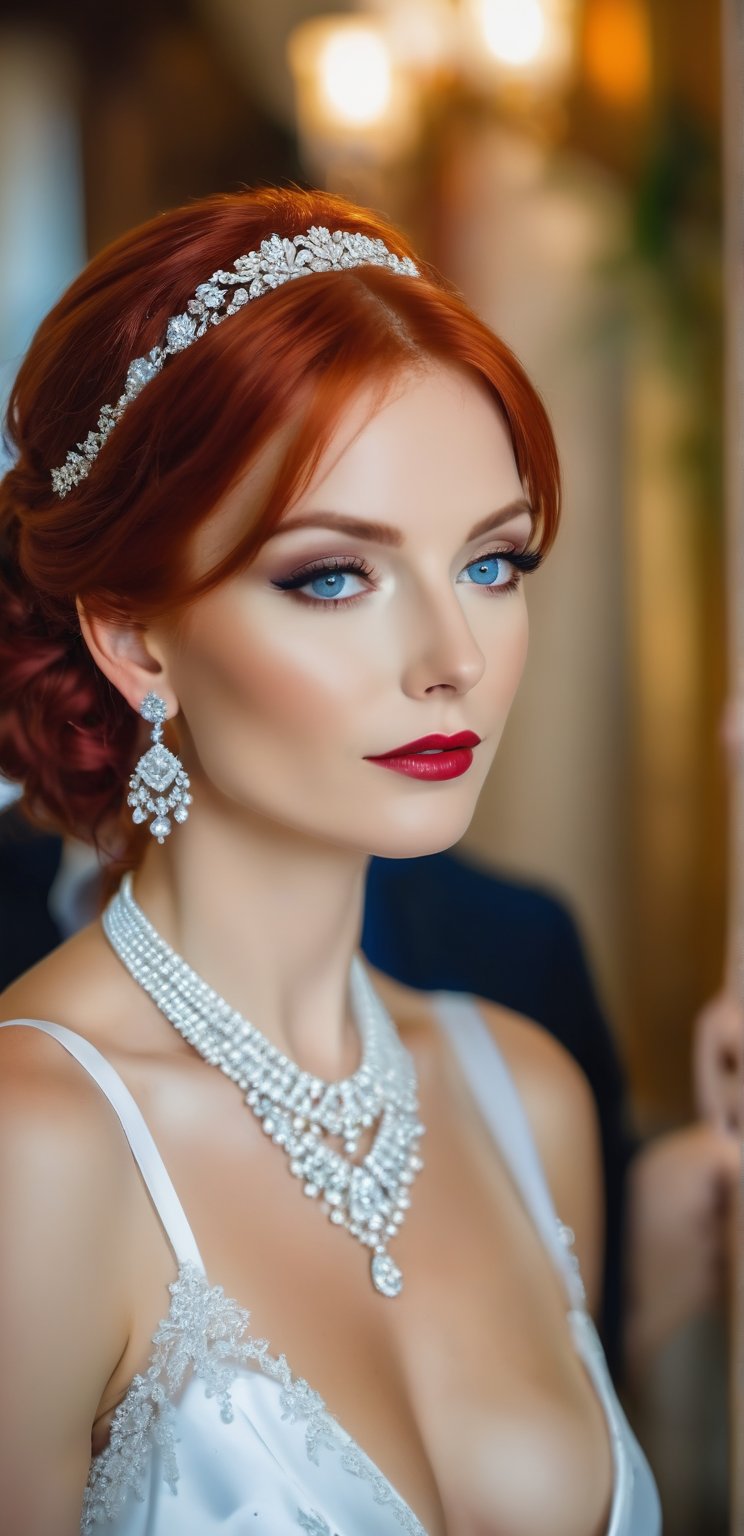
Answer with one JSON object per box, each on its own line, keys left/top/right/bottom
{"left": 366, "top": 962, "right": 605, "bottom": 1315}
{"left": 0, "top": 1002, "right": 140, "bottom": 1226}
{"left": 474, "top": 997, "right": 599, "bottom": 1153}
{"left": 472, "top": 995, "right": 605, "bottom": 1313}
{"left": 0, "top": 919, "right": 146, "bottom": 1288}
{"left": 0, "top": 994, "right": 136, "bottom": 1529}
{"left": 0, "top": 916, "right": 133, "bottom": 1045}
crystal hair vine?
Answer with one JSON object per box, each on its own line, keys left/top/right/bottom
{"left": 49, "top": 226, "right": 420, "bottom": 499}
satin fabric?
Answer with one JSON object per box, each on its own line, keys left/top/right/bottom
{"left": 87, "top": 1364, "right": 429, "bottom": 1536}
{"left": 0, "top": 998, "right": 661, "bottom": 1536}
{"left": 78, "top": 1309, "right": 661, "bottom": 1536}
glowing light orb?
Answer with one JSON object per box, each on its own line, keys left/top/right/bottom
{"left": 480, "top": 0, "right": 547, "bottom": 67}
{"left": 319, "top": 29, "right": 393, "bottom": 127}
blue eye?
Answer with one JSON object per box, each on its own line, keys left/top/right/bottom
{"left": 272, "top": 547, "right": 543, "bottom": 609}
{"left": 457, "top": 548, "right": 543, "bottom": 591}
{"left": 461, "top": 555, "right": 510, "bottom": 586}
{"left": 272, "top": 554, "right": 374, "bottom": 607}
{"left": 307, "top": 570, "right": 358, "bottom": 598}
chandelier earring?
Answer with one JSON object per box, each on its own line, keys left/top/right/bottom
{"left": 127, "top": 690, "right": 192, "bottom": 843}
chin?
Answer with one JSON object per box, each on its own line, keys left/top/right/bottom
{"left": 365, "top": 807, "right": 478, "bottom": 862}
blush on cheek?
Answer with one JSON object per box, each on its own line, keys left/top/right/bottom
{"left": 504, "top": 616, "right": 529, "bottom": 699}
{"left": 481, "top": 606, "right": 529, "bottom": 719}
{"left": 172, "top": 599, "right": 352, "bottom": 773}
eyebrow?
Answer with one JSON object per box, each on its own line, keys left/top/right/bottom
{"left": 270, "top": 498, "right": 535, "bottom": 548}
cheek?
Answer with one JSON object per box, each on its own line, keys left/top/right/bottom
{"left": 505, "top": 606, "right": 530, "bottom": 694}
{"left": 174, "top": 595, "right": 365, "bottom": 748}
{"left": 482, "top": 599, "right": 529, "bottom": 711}
{"left": 172, "top": 585, "right": 530, "bottom": 776}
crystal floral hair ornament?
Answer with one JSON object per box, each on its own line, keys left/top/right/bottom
{"left": 49, "top": 227, "right": 420, "bottom": 499}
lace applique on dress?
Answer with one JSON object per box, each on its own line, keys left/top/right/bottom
{"left": 297, "top": 1513, "right": 339, "bottom": 1535}
{"left": 81, "top": 1262, "right": 426, "bottom": 1536}
{"left": 336, "top": 1441, "right": 428, "bottom": 1532}
{"left": 82, "top": 1263, "right": 334, "bottom": 1530}
{"left": 555, "top": 1219, "right": 587, "bottom": 1310}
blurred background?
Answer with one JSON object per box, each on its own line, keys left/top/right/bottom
{"left": 0, "top": 1, "right": 735, "bottom": 1531}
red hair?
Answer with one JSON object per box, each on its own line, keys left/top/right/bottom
{"left": 0, "top": 185, "right": 561, "bottom": 855}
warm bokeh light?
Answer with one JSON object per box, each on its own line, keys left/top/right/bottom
{"left": 288, "top": 15, "right": 418, "bottom": 167}
{"left": 583, "top": 0, "right": 652, "bottom": 107}
{"left": 462, "top": 0, "right": 578, "bottom": 94}
{"left": 318, "top": 27, "right": 393, "bottom": 127}
{"left": 480, "top": 0, "right": 547, "bottom": 67}
{"left": 381, "top": 0, "right": 457, "bottom": 73}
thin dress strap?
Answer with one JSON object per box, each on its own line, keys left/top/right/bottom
{"left": 0, "top": 1019, "right": 205, "bottom": 1273}
{"left": 431, "top": 991, "right": 585, "bottom": 1309}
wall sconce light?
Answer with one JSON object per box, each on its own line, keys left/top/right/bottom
{"left": 288, "top": 0, "right": 582, "bottom": 184}
{"left": 461, "top": 0, "right": 580, "bottom": 97}
{"left": 287, "top": 14, "right": 419, "bottom": 175}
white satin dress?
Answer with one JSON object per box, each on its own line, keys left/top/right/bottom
{"left": 1, "top": 994, "right": 662, "bottom": 1536}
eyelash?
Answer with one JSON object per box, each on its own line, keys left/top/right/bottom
{"left": 271, "top": 548, "right": 544, "bottom": 610}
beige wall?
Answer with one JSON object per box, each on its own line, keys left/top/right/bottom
{"left": 443, "top": 127, "right": 633, "bottom": 1042}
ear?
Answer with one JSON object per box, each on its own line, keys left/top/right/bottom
{"left": 76, "top": 600, "right": 179, "bottom": 719}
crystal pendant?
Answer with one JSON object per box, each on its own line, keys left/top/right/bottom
{"left": 127, "top": 696, "right": 192, "bottom": 844}
{"left": 136, "top": 744, "right": 180, "bottom": 793}
{"left": 371, "top": 1251, "right": 403, "bottom": 1298}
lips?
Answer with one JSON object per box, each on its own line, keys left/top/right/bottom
{"left": 367, "top": 731, "right": 481, "bottom": 760}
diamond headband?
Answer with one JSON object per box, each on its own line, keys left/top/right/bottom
{"left": 50, "top": 225, "right": 420, "bottom": 499}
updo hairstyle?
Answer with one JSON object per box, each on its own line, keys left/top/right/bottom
{"left": 0, "top": 185, "right": 560, "bottom": 858}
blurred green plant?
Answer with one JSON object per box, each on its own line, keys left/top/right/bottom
{"left": 603, "top": 100, "right": 724, "bottom": 522}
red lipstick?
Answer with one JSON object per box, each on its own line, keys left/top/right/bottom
{"left": 364, "top": 732, "right": 481, "bottom": 781}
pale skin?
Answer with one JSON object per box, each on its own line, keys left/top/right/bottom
{"left": 0, "top": 363, "right": 611, "bottom": 1536}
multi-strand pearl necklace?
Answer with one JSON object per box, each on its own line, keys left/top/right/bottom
{"left": 102, "top": 874, "right": 425, "bottom": 1297}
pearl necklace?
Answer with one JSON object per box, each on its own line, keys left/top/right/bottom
{"left": 102, "top": 874, "right": 425, "bottom": 1298}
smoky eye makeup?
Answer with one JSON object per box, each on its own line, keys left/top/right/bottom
{"left": 259, "top": 504, "right": 539, "bottom": 600}
{"left": 268, "top": 544, "right": 543, "bottom": 611}
{"left": 271, "top": 551, "right": 374, "bottom": 585}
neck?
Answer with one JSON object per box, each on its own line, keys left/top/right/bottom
{"left": 131, "top": 798, "right": 371, "bottom": 1081}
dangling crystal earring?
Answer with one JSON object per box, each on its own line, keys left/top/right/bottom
{"left": 126, "top": 690, "right": 192, "bottom": 844}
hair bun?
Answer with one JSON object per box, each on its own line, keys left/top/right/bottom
{"left": 0, "top": 519, "right": 135, "bottom": 847}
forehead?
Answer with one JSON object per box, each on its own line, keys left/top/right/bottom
{"left": 297, "top": 363, "right": 521, "bottom": 519}
{"left": 192, "top": 361, "right": 523, "bottom": 574}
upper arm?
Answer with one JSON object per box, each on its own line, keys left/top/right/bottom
{"left": 475, "top": 998, "right": 605, "bottom": 1319}
{"left": 0, "top": 1027, "right": 134, "bottom": 1535}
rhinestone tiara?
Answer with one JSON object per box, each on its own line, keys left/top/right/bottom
{"left": 49, "top": 226, "right": 420, "bottom": 499}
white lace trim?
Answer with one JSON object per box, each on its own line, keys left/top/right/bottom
{"left": 81, "top": 1262, "right": 426, "bottom": 1535}
{"left": 555, "top": 1219, "right": 588, "bottom": 1310}
{"left": 297, "top": 1514, "right": 339, "bottom": 1536}
{"left": 82, "top": 1222, "right": 586, "bottom": 1532}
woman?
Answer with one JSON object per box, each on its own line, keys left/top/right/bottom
{"left": 0, "top": 187, "right": 661, "bottom": 1535}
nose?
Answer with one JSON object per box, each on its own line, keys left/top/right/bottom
{"left": 399, "top": 581, "right": 487, "bottom": 698}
